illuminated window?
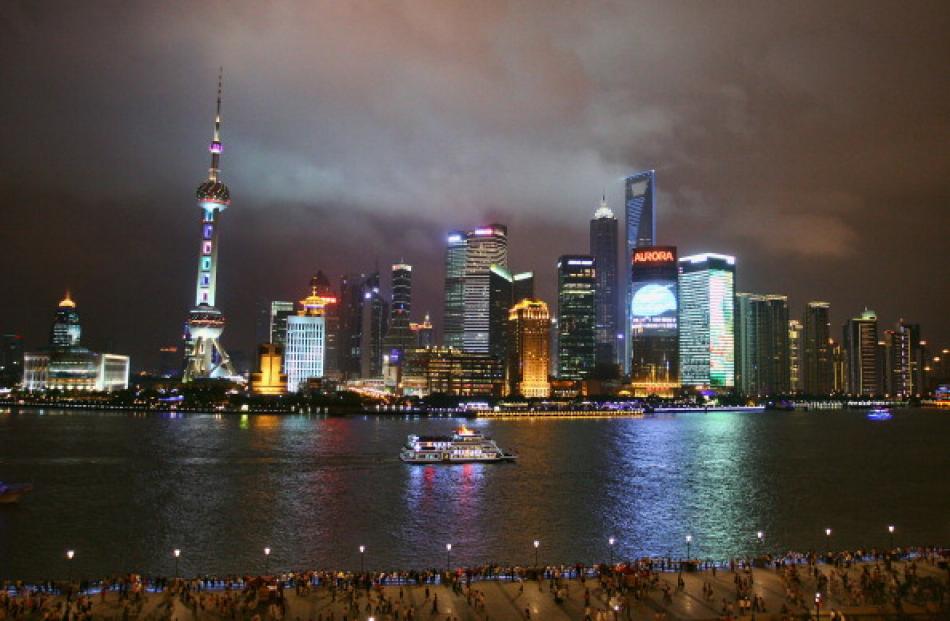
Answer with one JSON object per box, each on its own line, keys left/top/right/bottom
{"left": 203, "top": 224, "right": 214, "bottom": 239}
{"left": 201, "top": 274, "right": 210, "bottom": 286}
{"left": 202, "top": 241, "right": 213, "bottom": 255}
{"left": 201, "top": 257, "right": 212, "bottom": 270}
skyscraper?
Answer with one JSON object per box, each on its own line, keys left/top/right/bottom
{"left": 285, "top": 273, "right": 336, "bottom": 392}
{"left": 183, "top": 72, "right": 235, "bottom": 381}
{"left": 442, "top": 231, "right": 467, "bottom": 349}
{"left": 383, "top": 263, "right": 415, "bottom": 356}
{"left": 462, "top": 225, "right": 509, "bottom": 353}
{"left": 883, "top": 321, "right": 920, "bottom": 397}
{"left": 512, "top": 271, "right": 535, "bottom": 304}
{"left": 360, "top": 272, "right": 389, "bottom": 378}
{"left": 789, "top": 319, "right": 803, "bottom": 394}
{"left": 843, "top": 308, "right": 880, "bottom": 396}
{"left": 337, "top": 273, "right": 367, "bottom": 377}
{"left": 629, "top": 246, "right": 679, "bottom": 394}
{"left": 678, "top": 253, "right": 735, "bottom": 388}
{"left": 735, "top": 293, "right": 789, "bottom": 396}
{"left": 268, "top": 301, "right": 295, "bottom": 347}
{"left": 488, "top": 265, "right": 514, "bottom": 362}
{"left": 506, "top": 299, "right": 551, "bottom": 398}
{"left": 410, "top": 314, "right": 435, "bottom": 348}
{"left": 803, "top": 301, "right": 833, "bottom": 396}
{"left": 624, "top": 170, "right": 657, "bottom": 374}
{"left": 0, "top": 334, "right": 24, "bottom": 388}
{"left": 590, "top": 194, "right": 619, "bottom": 365}
{"left": 556, "top": 256, "right": 596, "bottom": 380}
{"left": 50, "top": 292, "right": 81, "bottom": 348}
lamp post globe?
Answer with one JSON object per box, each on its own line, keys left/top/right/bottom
{"left": 533, "top": 540, "right": 540, "bottom": 567}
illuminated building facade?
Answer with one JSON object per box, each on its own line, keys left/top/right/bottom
{"left": 50, "top": 293, "right": 81, "bottom": 347}
{"left": 463, "top": 225, "right": 509, "bottom": 353}
{"left": 489, "top": 265, "right": 514, "bottom": 362}
{"left": 624, "top": 170, "right": 656, "bottom": 374}
{"left": 735, "top": 293, "right": 789, "bottom": 396}
{"left": 337, "top": 273, "right": 367, "bottom": 377}
{"left": 268, "top": 301, "right": 295, "bottom": 347}
{"left": 843, "top": 308, "right": 880, "bottom": 396}
{"left": 285, "top": 273, "right": 337, "bottom": 392}
{"left": 410, "top": 314, "right": 434, "bottom": 348}
{"left": 789, "top": 319, "right": 803, "bottom": 393}
{"left": 512, "top": 271, "right": 535, "bottom": 304}
{"left": 590, "top": 194, "right": 619, "bottom": 366}
{"left": 250, "top": 343, "right": 288, "bottom": 395}
{"left": 359, "top": 272, "right": 389, "bottom": 378}
{"left": 442, "top": 231, "right": 468, "bottom": 349}
{"left": 883, "top": 321, "right": 921, "bottom": 397}
{"left": 629, "top": 246, "right": 679, "bottom": 394}
{"left": 96, "top": 354, "right": 130, "bottom": 391}
{"left": 403, "top": 347, "right": 504, "bottom": 396}
{"left": 556, "top": 255, "right": 596, "bottom": 380}
{"left": 678, "top": 253, "right": 735, "bottom": 388}
{"left": 183, "top": 73, "right": 235, "bottom": 381}
{"left": 506, "top": 299, "right": 551, "bottom": 398}
{"left": 803, "top": 301, "right": 833, "bottom": 395}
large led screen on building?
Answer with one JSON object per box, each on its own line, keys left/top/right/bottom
{"left": 630, "top": 247, "right": 678, "bottom": 334}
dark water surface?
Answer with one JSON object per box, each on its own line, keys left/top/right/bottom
{"left": 1, "top": 408, "right": 948, "bottom": 580}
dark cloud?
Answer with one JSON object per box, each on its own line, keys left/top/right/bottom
{"left": 1, "top": 1, "right": 948, "bottom": 368}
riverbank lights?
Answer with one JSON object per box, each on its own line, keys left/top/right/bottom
{"left": 609, "top": 536, "right": 615, "bottom": 546}
{"left": 174, "top": 548, "right": 181, "bottom": 558}
{"left": 757, "top": 531, "right": 763, "bottom": 541}
{"left": 534, "top": 540, "right": 539, "bottom": 549}
{"left": 888, "top": 525, "right": 894, "bottom": 534}
{"left": 446, "top": 543, "right": 452, "bottom": 552}
{"left": 360, "top": 545, "right": 365, "bottom": 554}
{"left": 66, "top": 550, "right": 74, "bottom": 560}
{"left": 264, "top": 547, "right": 271, "bottom": 556}
{"left": 825, "top": 528, "right": 831, "bottom": 537}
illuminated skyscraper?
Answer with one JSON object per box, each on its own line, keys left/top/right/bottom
{"left": 843, "top": 308, "right": 880, "bottom": 396}
{"left": 383, "top": 262, "right": 414, "bottom": 356}
{"left": 337, "top": 273, "right": 367, "bottom": 377}
{"left": 269, "top": 301, "right": 295, "bottom": 346}
{"left": 489, "top": 265, "right": 514, "bottom": 362}
{"left": 678, "top": 253, "right": 735, "bottom": 388}
{"left": 789, "top": 319, "right": 803, "bottom": 393}
{"left": 462, "top": 225, "right": 509, "bottom": 353}
{"left": 512, "top": 271, "right": 535, "bottom": 304}
{"left": 410, "top": 313, "right": 435, "bottom": 348}
{"left": 285, "top": 273, "right": 336, "bottom": 392}
{"left": 629, "top": 247, "right": 679, "bottom": 394}
{"left": 360, "top": 272, "right": 389, "bottom": 378}
{"left": 442, "top": 231, "right": 467, "bottom": 348}
{"left": 50, "top": 292, "right": 81, "bottom": 347}
{"left": 556, "top": 256, "right": 596, "bottom": 380}
{"left": 624, "top": 170, "right": 656, "bottom": 374}
{"left": 590, "top": 194, "right": 619, "bottom": 365}
{"left": 803, "top": 301, "right": 833, "bottom": 395}
{"left": 183, "top": 72, "right": 235, "bottom": 381}
{"left": 506, "top": 299, "right": 551, "bottom": 397}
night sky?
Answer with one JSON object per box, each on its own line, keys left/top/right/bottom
{"left": 2, "top": 2, "right": 948, "bottom": 370}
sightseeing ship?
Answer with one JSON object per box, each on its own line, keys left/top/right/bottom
{"left": 400, "top": 426, "right": 517, "bottom": 464}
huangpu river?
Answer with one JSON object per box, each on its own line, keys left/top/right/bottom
{"left": 1, "top": 408, "right": 948, "bottom": 580}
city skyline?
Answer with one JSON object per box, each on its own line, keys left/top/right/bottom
{"left": 2, "top": 2, "right": 948, "bottom": 369}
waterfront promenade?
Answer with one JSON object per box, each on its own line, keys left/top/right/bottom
{"left": 2, "top": 551, "right": 947, "bottom": 620}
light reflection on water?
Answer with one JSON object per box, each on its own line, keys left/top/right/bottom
{"left": 0, "top": 408, "right": 947, "bottom": 579}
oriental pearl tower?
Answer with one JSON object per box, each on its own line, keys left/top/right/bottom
{"left": 182, "top": 70, "right": 236, "bottom": 381}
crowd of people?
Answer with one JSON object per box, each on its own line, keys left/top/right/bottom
{"left": 0, "top": 546, "right": 946, "bottom": 620}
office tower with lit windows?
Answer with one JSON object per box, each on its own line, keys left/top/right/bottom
{"left": 590, "top": 194, "right": 619, "bottom": 366}
{"left": 383, "top": 263, "right": 415, "bottom": 356}
{"left": 735, "top": 293, "right": 789, "bottom": 396}
{"left": 51, "top": 293, "right": 81, "bottom": 347}
{"left": 900, "top": 321, "right": 925, "bottom": 397}
{"left": 803, "top": 301, "right": 833, "bottom": 395}
{"left": 629, "top": 246, "right": 679, "bottom": 394}
{"left": 512, "top": 271, "right": 535, "bottom": 304}
{"left": 883, "top": 321, "right": 922, "bottom": 397}
{"left": 789, "top": 319, "right": 803, "bottom": 393}
{"left": 183, "top": 73, "right": 236, "bottom": 381}
{"left": 678, "top": 253, "right": 735, "bottom": 388}
{"left": 285, "top": 273, "right": 336, "bottom": 392}
{"left": 268, "top": 301, "right": 295, "bottom": 346}
{"left": 410, "top": 314, "right": 434, "bottom": 348}
{"left": 337, "top": 273, "right": 366, "bottom": 377}
{"left": 442, "top": 231, "right": 468, "bottom": 348}
{"left": 843, "top": 308, "right": 880, "bottom": 396}
{"left": 360, "top": 272, "right": 389, "bottom": 378}
{"left": 506, "top": 299, "right": 551, "bottom": 398}
{"left": 832, "top": 339, "right": 848, "bottom": 393}
{"left": 489, "top": 265, "right": 514, "bottom": 362}
{"left": 556, "top": 256, "right": 596, "bottom": 380}
{"left": 462, "top": 225, "right": 509, "bottom": 353}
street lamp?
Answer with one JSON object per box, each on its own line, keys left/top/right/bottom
{"left": 264, "top": 547, "right": 271, "bottom": 574}
{"left": 66, "top": 550, "right": 75, "bottom": 583}
{"left": 824, "top": 528, "right": 831, "bottom": 551}
{"left": 815, "top": 592, "right": 822, "bottom": 620}
{"left": 888, "top": 525, "right": 895, "bottom": 551}
{"left": 533, "top": 540, "right": 540, "bottom": 567}
{"left": 174, "top": 549, "right": 181, "bottom": 578}
{"left": 446, "top": 543, "right": 452, "bottom": 571}
{"left": 359, "top": 545, "right": 365, "bottom": 573}
{"left": 608, "top": 537, "right": 616, "bottom": 567}
{"left": 685, "top": 535, "right": 692, "bottom": 561}
{"left": 757, "top": 531, "right": 764, "bottom": 557}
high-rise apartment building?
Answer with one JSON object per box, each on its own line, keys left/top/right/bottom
{"left": 789, "top": 319, "right": 803, "bottom": 393}
{"left": 843, "top": 308, "right": 880, "bottom": 396}
{"left": 463, "top": 225, "right": 509, "bottom": 353}
{"left": 556, "top": 256, "right": 596, "bottom": 380}
{"left": 506, "top": 299, "right": 551, "bottom": 398}
{"left": 803, "top": 301, "right": 833, "bottom": 396}
{"left": 590, "top": 195, "right": 619, "bottom": 366}
{"left": 285, "top": 273, "right": 336, "bottom": 392}
{"left": 678, "top": 253, "right": 735, "bottom": 388}
{"left": 883, "top": 321, "right": 923, "bottom": 397}
{"left": 735, "top": 293, "right": 789, "bottom": 396}
{"left": 442, "top": 231, "right": 468, "bottom": 349}
{"left": 629, "top": 246, "right": 679, "bottom": 394}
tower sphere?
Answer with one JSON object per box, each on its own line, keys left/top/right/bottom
{"left": 196, "top": 180, "right": 230, "bottom": 206}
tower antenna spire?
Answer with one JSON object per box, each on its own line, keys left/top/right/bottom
{"left": 209, "top": 67, "right": 224, "bottom": 182}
